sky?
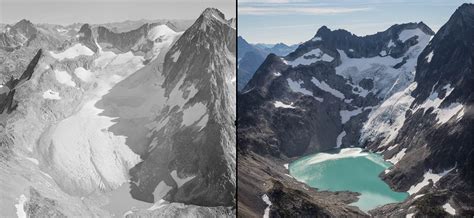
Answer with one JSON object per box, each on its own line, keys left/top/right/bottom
{"left": 0, "top": 0, "right": 235, "bottom": 25}
{"left": 239, "top": 0, "right": 474, "bottom": 44}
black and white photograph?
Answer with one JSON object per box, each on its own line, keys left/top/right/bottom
{"left": 0, "top": 0, "right": 235, "bottom": 217}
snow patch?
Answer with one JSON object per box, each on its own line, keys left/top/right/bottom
{"left": 310, "top": 77, "right": 345, "bottom": 99}
{"left": 286, "top": 48, "right": 333, "bottom": 67}
{"left": 181, "top": 102, "right": 207, "bottom": 127}
{"left": 436, "top": 102, "right": 464, "bottom": 124}
{"left": 170, "top": 170, "right": 195, "bottom": 188}
{"left": 425, "top": 51, "right": 433, "bottom": 63}
{"left": 340, "top": 108, "right": 363, "bottom": 124}
{"left": 407, "top": 167, "right": 454, "bottom": 195}
{"left": 54, "top": 69, "right": 76, "bottom": 87}
{"left": 274, "top": 101, "right": 295, "bottom": 109}
{"left": 273, "top": 72, "right": 281, "bottom": 77}
{"left": 387, "top": 148, "right": 406, "bottom": 164}
{"left": 147, "top": 25, "right": 176, "bottom": 41}
{"left": 311, "top": 36, "right": 322, "bottom": 41}
{"left": 442, "top": 202, "right": 455, "bottom": 215}
{"left": 262, "top": 194, "right": 272, "bottom": 218}
{"left": 284, "top": 163, "right": 289, "bottom": 169}
{"left": 398, "top": 28, "right": 426, "bottom": 43}
{"left": 42, "top": 89, "right": 61, "bottom": 100}
{"left": 287, "top": 78, "right": 312, "bottom": 95}
{"left": 74, "top": 67, "right": 93, "bottom": 82}
{"left": 15, "top": 194, "right": 27, "bottom": 218}
{"left": 336, "top": 131, "right": 346, "bottom": 148}
{"left": 171, "top": 50, "right": 181, "bottom": 62}
{"left": 50, "top": 43, "right": 94, "bottom": 61}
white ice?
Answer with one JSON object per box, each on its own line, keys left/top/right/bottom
{"left": 15, "top": 194, "right": 27, "bottom": 218}
{"left": 287, "top": 78, "right": 312, "bottom": 95}
{"left": 286, "top": 48, "right": 333, "bottom": 67}
{"left": 336, "top": 131, "right": 346, "bottom": 148}
{"left": 74, "top": 67, "right": 93, "bottom": 82}
{"left": 42, "top": 89, "right": 61, "bottom": 100}
{"left": 54, "top": 69, "right": 76, "bottom": 87}
{"left": 262, "top": 194, "right": 272, "bottom": 218}
{"left": 340, "top": 108, "right": 363, "bottom": 124}
{"left": 443, "top": 202, "right": 456, "bottom": 215}
{"left": 273, "top": 101, "right": 295, "bottom": 109}
{"left": 50, "top": 43, "right": 94, "bottom": 61}
{"left": 170, "top": 170, "right": 195, "bottom": 188}
{"left": 310, "top": 77, "right": 345, "bottom": 99}
{"left": 387, "top": 148, "right": 406, "bottom": 164}
{"left": 407, "top": 167, "right": 454, "bottom": 195}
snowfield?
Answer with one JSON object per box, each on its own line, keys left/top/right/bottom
{"left": 54, "top": 69, "right": 76, "bottom": 87}
{"left": 407, "top": 167, "right": 454, "bottom": 195}
{"left": 287, "top": 48, "right": 333, "bottom": 67}
{"left": 273, "top": 101, "right": 295, "bottom": 109}
{"left": 42, "top": 89, "right": 61, "bottom": 100}
{"left": 311, "top": 77, "right": 345, "bottom": 99}
{"left": 287, "top": 78, "right": 312, "bottom": 95}
{"left": 262, "top": 194, "right": 272, "bottom": 218}
{"left": 50, "top": 43, "right": 94, "bottom": 61}
{"left": 74, "top": 67, "right": 93, "bottom": 82}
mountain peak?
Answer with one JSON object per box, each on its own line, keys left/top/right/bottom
{"left": 201, "top": 8, "right": 226, "bottom": 21}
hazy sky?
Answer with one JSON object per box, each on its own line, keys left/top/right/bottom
{"left": 239, "top": 0, "right": 474, "bottom": 44}
{"left": 0, "top": 0, "right": 235, "bottom": 25}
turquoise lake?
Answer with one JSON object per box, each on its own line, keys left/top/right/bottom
{"left": 289, "top": 148, "right": 408, "bottom": 212}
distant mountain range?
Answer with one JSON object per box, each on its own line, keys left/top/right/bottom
{"left": 237, "top": 36, "right": 299, "bottom": 91}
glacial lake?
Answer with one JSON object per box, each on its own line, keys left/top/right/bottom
{"left": 289, "top": 148, "right": 408, "bottom": 212}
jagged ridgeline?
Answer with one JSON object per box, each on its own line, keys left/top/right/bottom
{"left": 0, "top": 8, "right": 235, "bottom": 217}
{"left": 238, "top": 3, "right": 474, "bottom": 217}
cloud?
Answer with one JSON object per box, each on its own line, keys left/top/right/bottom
{"left": 239, "top": 6, "right": 372, "bottom": 15}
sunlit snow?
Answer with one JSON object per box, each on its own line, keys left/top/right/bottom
{"left": 287, "top": 48, "right": 333, "bottom": 67}
{"left": 42, "top": 89, "right": 61, "bottom": 100}
{"left": 50, "top": 44, "right": 94, "bottom": 61}
{"left": 54, "top": 69, "right": 76, "bottom": 87}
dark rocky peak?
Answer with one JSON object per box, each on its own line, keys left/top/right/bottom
{"left": 412, "top": 3, "right": 474, "bottom": 105}
{"left": 12, "top": 19, "right": 38, "bottom": 38}
{"left": 241, "top": 54, "right": 288, "bottom": 96}
{"left": 272, "top": 43, "right": 290, "bottom": 49}
{"left": 163, "top": 8, "right": 234, "bottom": 86}
{"left": 193, "top": 8, "right": 233, "bottom": 33}
{"left": 77, "top": 23, "right": 98, "bottom": 52}
{"left": 287, "top": 22, "right": 434, "bottom": 64}
{"left": 201, "top": 7, "right": 226, "bottom": 21}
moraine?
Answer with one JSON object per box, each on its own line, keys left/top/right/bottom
{"left": 289, "top": 148, "right": 408, "bottom": 212}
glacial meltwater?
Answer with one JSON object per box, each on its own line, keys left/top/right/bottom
{"left": 289, "top": 148, "right": 408, "bottom": 212}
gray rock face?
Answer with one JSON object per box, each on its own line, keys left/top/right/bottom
{"left": 120, "top": 7, "right": 236, "bottom": 207}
